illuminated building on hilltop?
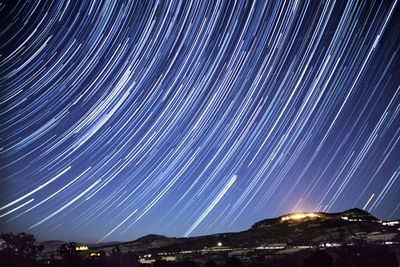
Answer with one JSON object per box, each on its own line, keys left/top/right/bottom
{"left": 280, "top": 213, "right": 319, "bottom": 222}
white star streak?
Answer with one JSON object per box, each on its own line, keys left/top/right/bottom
{"left": 184, "top": 174, "right": 236, "bottom": 237}
{"left": 28, "top": 178, "right": 101, "bottom": 229}
{"left": 0, "top": 199, "right": 34, "bottom": 218}
{"left": 97, "top": 209, "right": 138, "bottom": 243}
{"left": 0, "top": 166, "right": 71, "bottom": 211}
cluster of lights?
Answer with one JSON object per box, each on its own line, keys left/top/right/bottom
{"left": 75, "top": 246, "right": 88, "bottom": 251}
{"left": 382, "top": 221, "right": 399, "bottom": 226}
{"left": 342, "top": 216, "right": 367, "bottom": 222}
{"left": 139, "top": 254, "right": 156, "bottom": 264}
{"left": 281, "top": 213, "right": 319, "bottom": 222}
{"left": 161, "top": 256, "right": 177, "bottom": 261}
{"left": 90, "top": 252, "right": 101, "bottom": 257}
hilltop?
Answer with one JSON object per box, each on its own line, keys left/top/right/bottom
{"left": 35, "top": 208, "right": 400, "bottom": 265}
{"left": 81, "top": 208, "right": 398, "bottom": 256}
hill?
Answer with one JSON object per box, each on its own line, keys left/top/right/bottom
{"left": 87, "top": 208, "right": 398, "bottom": 257}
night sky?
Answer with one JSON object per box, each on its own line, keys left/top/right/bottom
{"left": 1, "top": 0, "right": 400, "bottom": 243}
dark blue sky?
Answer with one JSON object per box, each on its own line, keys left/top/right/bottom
{"left": 1, "top": 0, "right": 399, "bottom": 243}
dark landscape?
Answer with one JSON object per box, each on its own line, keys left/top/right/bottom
{"left": 2, "top": 208, "right": 399, "bottom": 266}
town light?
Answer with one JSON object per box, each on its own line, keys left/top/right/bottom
{"left": 281, "top": 213, "right": 319, "bottom": 222}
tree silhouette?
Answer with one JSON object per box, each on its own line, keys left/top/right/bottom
{"left": 0, "top": 232, "right": 43, "bottom": 267}
{"left": 108, "top": 245, "right": 138, "bottom": 267}
{"left": 56, "top": 242, "right": 84, "bottom": 266}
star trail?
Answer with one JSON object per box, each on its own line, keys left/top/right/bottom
{"left": 0, "top": 0, "right": 400, "bottom": 243}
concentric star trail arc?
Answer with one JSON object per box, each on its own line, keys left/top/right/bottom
{"left": 0, "top": 0, "right": 399, "bottom": 243}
